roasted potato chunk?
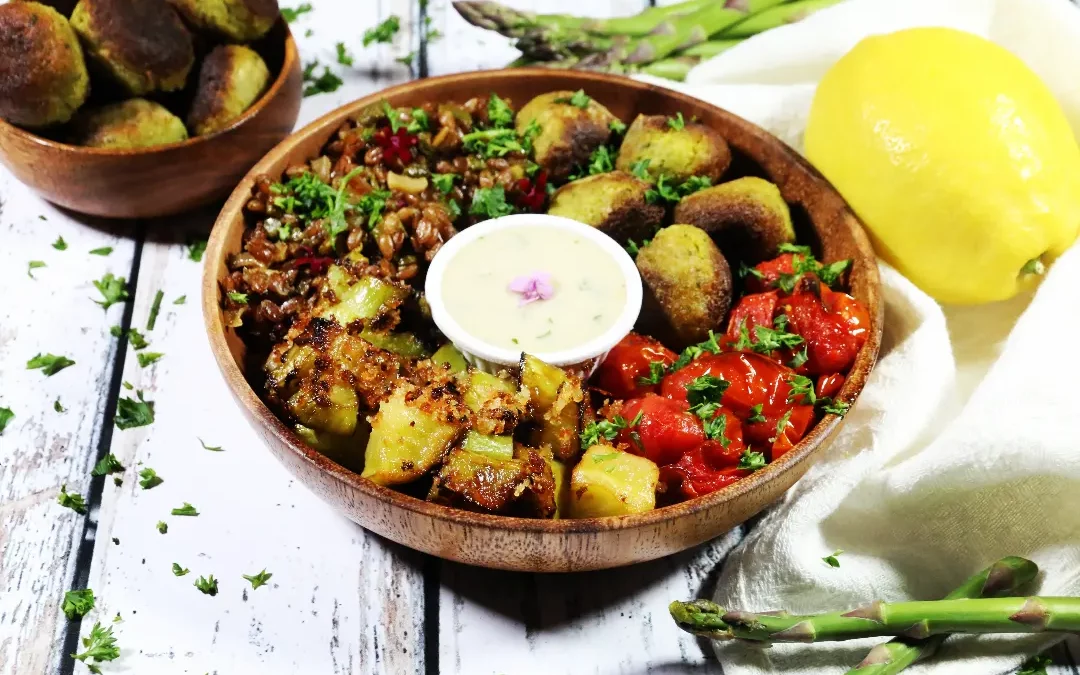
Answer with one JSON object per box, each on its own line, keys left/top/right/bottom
{"left": 569, "top": 445, "right": 659, "bottom": 518}
{"left": 515, "top": 90, "right": 617, "bottom": 181}
{"left": 546, "top": 171, "right": 664, "bottom": 245}
{"left": 187, "top": 44, "right": 270, "bottom": 137}
{"left": 673, "top": 176, "right": 795, "bottom": 264}
{"left": 69, "top": 98, "right": 188, "bottom": 148}
{"left": 0, "top": 2, "right": 89, "bottom": 127}
{"left": 615, "top": 113, "right": 731, "bottom": 183}
{"left": 428, "top": 447, "right": 556, "bottom": 517}
{"left": 520, "top": 354, "right": 583, "bottom": 462}
{"left": 636, "top": 224, "right": 733, "bottom": 348}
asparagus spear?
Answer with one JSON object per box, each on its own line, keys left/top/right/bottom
{"left": 669, "top": 595, "right": 1079, "bottom": 643}
{"left": 719, "top": 0, "right": 845, "bottom": 38}
{"left": 575, "top": 0, "right": 715, "bottom": 37}
{"left": 847, "top": 557, "right": 1038, "bottom": 675}
{"left": 641, "top": 39, "right": 743, "bottom": 81}
{"left": 453, "top": 2, "right": 605, "bottom": 60}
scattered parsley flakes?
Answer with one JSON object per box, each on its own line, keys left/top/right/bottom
{"left": 747, "top": 403, "right": 766, "bottom": 424}
{"left": 58, "top": 484, "right": 87, "bottom": 514}
{"left": 172, "top": 563, "right": 189, "bottom": 576}
{"left": 89, "top": 247, "right": 112, "bottom": 256}
{"left": 580, "top": 412, "right": 641, "bottom": 449}
{"left": 71, "top": 621, "right": 120, "bottom": 671}
{"left": 629, "top": 158, "right": 651, "bottom": 180}
{"left": 469, "top": 186, "right": 514, "bottom": 218}
{"left": 686, "top": 374, "right": 730, "bottom": 412}
{"left": 28, "top": 260, "right": 45, "bottom": 278}
{"left": 636, "top": 360, "right": 667, "bottom": 386}
{"left": 62, "top": 588, "right": 95, "bottom": 619}
{"left": 788, "top": 345, "right": 809, "bottom": 369}
{"left": 668, "top": 331, "right": 723, "bottom": 374}
{"left": 279, "top": 2, "right": 312, "bottom": 21}
{"left": 127, "top": 328, "right": 149, "bottom": 350}
{"left": 363, "top": 15, "right": 400, "bottom": 46}
{"left": 819, "top": 398, "right": 851, "bottom": 417}
{"left": 122, "top": 381, "right": 133, "bottom": 390}
{"left": 186, "top": 239, "right": 207, "bottom": 262}
{"left": 667, "top": 112, "right": 686, "bottom": 130}
{"left": 609, "top": 118, "right": 627, "bottom": 135}
{"left": 138, "top": 468, "right": 162, "bottom": 489}
{"left": 395, "top": 51, "right": 415, "bottom": 68}
{"left": 194, "top": 575, "right": 219, "bottom": 596}
{"left": 822, "top": 549, "right": 843, "bottom": 568}
{"left": 226, "top": 291, "right": 249, "bottom": 304}
{"left": 773, "top": 409, "right": 793, "bottom": 442}
{"left": 462, "top": 128, "right": 529, "bottom": 158}
{"left": 52, "top": 236, "right": 67, "bottom": 250}
{"left": 243, "top": 569, "right": 273, "bottom": 590}
{"left": 171, "top": 502, "right": 198, "bottom": 516}
{"left": 774, "top": 242, "right": 852, "bottom": 291}
{"left": 625, "top": 238, "right": 650, "bottom": 259}
{"left": 199, "top": 438, "right": 224, "bottom": 452}
{"left": 91, "top": 453, "right": 124, "bottom": 477}
{"left": 114, "top": 391, "right": 154, "bottom": 429}
{"left": 702, "top": 412, "right": 729, "bottom": 445}
{"left": 431, "top": 173, "right": 455, "bottom": 194}
{"left": 27, "top": 353, "right": 75, "bottom": 376}
{"left": 173, "top": 295, "right": 186, "bottom": 305}
{"left": 587, "top": 145, "right": 614, "bottom": 175}
{"left": 737, "top": 450, "right": 767, "bottom": 471}
{"left": 136, "top": 352, "right": 163, "bottom": 368}
{"left": 487, "top": 93, "right": 514, "bottom": 129}
{"left": 0, "top": 407, "right": 12, "bottom": 434}
{"left": 335, "top": 41, "right": 354, "bottom": 66}
{"left": 555, "top": 89, "right": 591, "bottom": 109}
{"left": 93, "top": 273, "right": 129, "bottom": 310}
{"left": 54, "top": 398, "right": 65, "bottom": 413}
{"left": 302, "top": 60, "right": 343, "bottom": 97}
{"left": 646, "top": 173, "right": 711, "bottom": 204}
{"left": 147, "top": 290, "right": 164, "bottom": 330}
{"left": 786, "top": 374, "right": 815, "bottom": 405}
{"left": 157, "top": 521, "right": 168, "bottom": 534}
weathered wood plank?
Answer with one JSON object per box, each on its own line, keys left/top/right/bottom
{"left": 0, "top": 172, "right": 136, "bottom": 675}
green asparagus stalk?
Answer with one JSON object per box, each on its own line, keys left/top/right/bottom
{"left": 574, "top": 0, "right": 715, "bottom": 37}
{"left": 719, "top": 0, "right": 845, "bottom": 38}
{"left": 846, "top": 557, "right": 1039, "bottom": 675}
{"left": 453, "top": 2, "right": 606, "bottom": 61}
{"left": 669, "top": 595, "right": 1079, "bottom": 643}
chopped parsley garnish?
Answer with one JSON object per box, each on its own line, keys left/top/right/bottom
{"left": 172, "top": 563, "right": 189, "bottom": 576}
{"left": 407, "top": 107, "right": 430, "bottom": 133}
{"left": 786, "top": 375, "right": 815, "bottom": 405}
{"left": 629, "top": 158, "right": 651, "bottom": 180}
{"left": 71, "top": 621, "right": 120, "bottom": 671}
{"left": 702, "top": 412, "right": 729, "bottom": 445}
{"left": 774, "top": 242, "right": 852, "bottom": 290}
{"left": 773, "top": 409, "right": 793, "bottom": 441}
{"left": 487, "top": 93, "right": 514, "bottom": 129}
{"left": 89, "top": 247, "right": 112, "bottom": 256}
{"left": 28, "top": 260, "right": 45, "bottom": 278}
{"left": 146, "top": 290, "right": 164, "bottom": 330}
{"left": 609, "top": 119, "right": 627, "bottom": 135}
{"left": 27, "top": 353, "right": 75, "bottom": 376}
{"left": 555, "top": 89, "right": 591, "bottom": 109}
{"left": 302, "top": 61, "right": 343, "bottom": 97}
{"left": 187, "top": 239, "right": 207, "bottom": 262}
{"left": 52, "top": 236, "right": 67, "bottom": 250}
{"left": 173, "top": 295, "right": 186, "bottom": 305}
{"left": 58, "top": 484, "right": 87, "bottom": 514}
{"left": 54, "top": 398, "right": 65, "bottom": 413}
{"left": 114, "top": 391, "right": 154, "bottom": 429}
{"left": 446, "top": 199, "right": 462, "bottom": 221}
{"left": 737, "top": 450, "right": 767, "bottom": 471}
{"left": 91, "top": 453, "right": 124, "bottom": 477}
{"left": 636, "top": 360, "right": 667, "bottom": 386}
{"left": 739, "top": 261, "right": 764, "bottom": 280}
{"left": 271, "top": 171, "right": 335, "bottom": 220}
{"left": 750, "top": 323, "right": 804, "bottom": 355}
{"left": 624, "top": 238, "right": 649, "bottom": 258}
{"left": 645, "top": 173, "right": 712, "bottom": 204}
{"left": 819, "top": 398, "right": 851, "bottom": 417}
{"left": 395, "top": 51, "right": 415, "bottom": 68}
{"left": 0, "top": 407, "right": 14, "bottom": 434}
{"left": 822, "top": 549, "right": 843, "bottom": 568}
{"left": 579, "top": 412, "right": 641, "bottom": 449}
{"left": 93, "top": 273, "right": 128, "bottom": 310}
{"left": 686, "top": 374, "right": 730, "bottom": 411}
{"left": 194, "top": 575, "right": 219, "bottom": 596}
{"left": 127, "top": 328, "right": 149, "bottom": 350}
{"left": 199, "top": 438, "right": 224, "bottom": 452}
{"left": 469, "top": 186, "right": 514, "bottom": 218}
{"left": 462, "top": 128, "right": 529, "bottom": 158}
{"left": 136, "top": 352, "right": 164, "bottom": 368}
{"left": 243, "top": 569, "right": 273, "bottom": 590}
{"left": 62, "top": 588, "right": 95, "bottom": 619}
{"left": 363, "top": 15, "right": 400, "bottom": 46}
{"left": 668, "top": 331, "right": 722, "bottom": 373}
{"left": 747, "top": 404, "right": 766, "bottom": 424}
{"left": 280, "top": 3, "right": 312, "bottom": 22}
{"left": 667, "top": 112, "right": 686, "bottom": 130}
{"left": 788, "top": 346, "right": 809, "bottom": 369}
{"left": 586, "top": 145, "right": 614, "bottom": 175}
{"left": 335, "top": 41, "right": 354, "bottom": 66}
{"left": 431, "top": 173, "right": 455, "bottom": 194}
{"left": 227, "top": 291, "right": 249, "bottom": 304}
{"left": 138, "top": 468, "right": 162, "bottom": 489}
{"left": 171, "top": 502, "right": 198, "bottom": 516}
{"left": 157, "top": 521, "right": 168, "bottom": 534}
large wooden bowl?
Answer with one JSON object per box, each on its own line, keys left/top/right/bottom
{"left": 0, "top": 21, "right": 302, "bottom": 220}
{"left": 202, "top": 69, "right": 882, "bottom": 572}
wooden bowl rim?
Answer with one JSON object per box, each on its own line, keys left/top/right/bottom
{"left": 202, "top": 68, "right": 883, "bottom": 536}
{"left": 0, "top": 20, "right": 298, "bottom": 156}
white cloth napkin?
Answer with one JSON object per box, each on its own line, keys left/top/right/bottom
{"left": 635, "top": 0, "right": 1080, "bottom": 673}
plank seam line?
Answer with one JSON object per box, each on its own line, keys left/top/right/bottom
{"left": 417, "top": 0, "right": 429, "bottom": 79}
{"left": 423, "top": 555, "right": 440, "bottom": 675}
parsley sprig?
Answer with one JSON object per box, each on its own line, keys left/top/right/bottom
{"left": 579, "top": 412, "right": 642, "bottom": 449}
{"left": 71, "top": 622, "right": 120, "bottom": 672}
{"left": 58, "top": 484, "right": 87, "bottom": 514}
{"left": 243, "top": 569, "right": 273, "bottom": 590}
{"left": 645, "top": 174, "right": 712, "bottom": 204}
{"left": 363, "top": 15, "right": 400, "bottom": 46}
{"left": 62, "top": 588, "right": 96, "bottom": 620}
{"left": 27, "top": 353, "right": 75, "bottom": 376}
{"left": 774, "top": 242, "right": 852, "bottom": 292}
{"left": 554, "top": 89, "right": 591, "bottom": 109}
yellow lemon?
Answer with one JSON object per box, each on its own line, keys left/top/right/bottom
{"left": 805, "top": 27, "right": 1080, "bottom": 304}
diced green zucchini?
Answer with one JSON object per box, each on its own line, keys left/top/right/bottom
{"left": 519, "top": 354, "right": 582, "bottom": 461}
{"left": 537, "top": 447, "right": 571, "bottom": 519}
{"left": 362, "top": 387, "right": 464, "bottom": 486}
{"left": 319, "top": 266, "right": 408, "bottom": 326}
{"left": 360, "top": 330, "right": 429, "bottom": 358}
{"left": 568, "top": 445, "right": 659, "bottom": 518}
{"left": 462, "top": 431, "right": 514, "bottom": 461}
{"left": 429, "top": 448, "right": 529, "bottom": 513}
{"left": 432, "top": 343, "right": 468, "bottom": 373}
{"left": 464, "top": 370, "right": 516, "bottom": 413}
{"left": 287, "top": 381, "right": 359, "bottom": 437}
{"left": 294, "top": 423, "right": 368, "bottom": 472}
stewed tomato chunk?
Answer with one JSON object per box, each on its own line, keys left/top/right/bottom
{"left": 780, "top": 287, "right": 869, "bottom": 375}
{"left": 594, "top": 333, "right": 677, "bottom": 399}
{"left": 725, "top": 291, "right": 779, "bottom": 346}
{"left": 744, "top": 253, "right": 798, "bottom": 293}
{"left": 616, "top": 394, "right": 703, "bottom": 467}
{"left": 660, "top": 449, "right": 750, "bottom": 500}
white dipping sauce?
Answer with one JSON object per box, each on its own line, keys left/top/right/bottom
{"left": 440, "top": 225, "right": 627, "bottom": 354}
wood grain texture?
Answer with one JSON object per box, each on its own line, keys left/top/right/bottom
{"left": 0, "top": 171, "right": 136, "bottom": 675}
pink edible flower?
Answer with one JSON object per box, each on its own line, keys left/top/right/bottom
{"left": 508, "top": 271, "right": 554, "bottom": 306}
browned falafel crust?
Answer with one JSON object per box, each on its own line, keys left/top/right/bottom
{"left": 80, "top": 0, "right": 192, "bottom": 84}
{"left": 0, "top": 3, "right": 86, "bottom": 127}
{"left": 186, "top": 45, "right": 235, "bottom": 131}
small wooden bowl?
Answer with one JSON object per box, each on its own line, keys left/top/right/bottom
{"left": 202, "top": 70, "right": 883, "bottom": 572}
{"left": 0, "top": 21, "right": 302, "bottom": 220}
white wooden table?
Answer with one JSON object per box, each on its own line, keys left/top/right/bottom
{"left": 1, "top": 1, "right": 1077, "bottom": 673}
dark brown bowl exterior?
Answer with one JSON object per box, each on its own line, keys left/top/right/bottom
{"left": 0, "top": 22, "right": 302, "bottom": 220}
{"left": 202, "top": 70, "right": 883, "bottom": 572}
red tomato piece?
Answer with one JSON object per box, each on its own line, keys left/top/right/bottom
{"left": 780, "top": 288, "right": 868, "bottom": 375}
{"left": 659, "top": 449, "right": 749, "bottom": 500}
{"left": 617, "top": 394, "right": 704, "bottom": 466}
{"left": 771, "top": 403, "right": 815, "bottom": 460}
{"left": 593, "top": 333, "right": 677, "bottom": 399}
{"left": 725, "top": 291, "right": 779, "bottom": 346}
{"left": 817, "top": 373, "right": 846, "bottom": 400}
{"left": 745, "top": 254, "right": 797, "bottom": 293}
{"left": 700, "top": 408, "right": 746, "bottom": 467}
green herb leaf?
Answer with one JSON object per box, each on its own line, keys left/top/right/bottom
{"left": 686, "top": 374, "right": 730, "bottom": 413}
{"left": 157, "top": 521, "right": 168, "bottom": 534}
{"left": 629, "top": 158, "right": 651, "bottom": 180}
{"left": 1018, "top": 654, "right": 1052, "bottom": 675}
{"left": 787, "top": 345, "right": 809, "bottom": 369}
{"left": 355, "top": 188, "right": 392, "bottom": 232}
{"left": 579, "top": 415, "right": 635, "bottom": 449}
{"left": 703, "top": 412, "right": 729, "bottom": 444}
{"left": 227, "top": 291, "right": 249, "bottom": 304}
{"left": 302, "top": 61, "right": 343, "bottom": 97}
{"left": 0, "top": 407, "right": 14, "bottom": 434}
{"left": 54, "top": 398, "right": 65, "bottom": 413}
{"left": 586, "top": 145, "right": 614, "bottom": 175}
{"left": 28, "top": 260, "right": 45, "bottom": 278}
{"left": 487, "top": 93, "right": 514, "bottom": 129}
{"left": 52, "top": 236, "right": 67, "bottom": 250}
{"left": 363, "top": 15, "right": 400, "bottom": 46}
{"left": 554, "top": 89, "right": 590, "bottom": 109}
{"left": 280, "top": 3, "right": 312, "bottom": 22}
{"left": 62, "top": 588, "right": 95, "bottom": 619}
{"left": 89, "top": 247, "right": 112, "bottom": 256}
{"left": 818, "top": 398, "right": 851, "bottom": 417}
{"left": 138, "top": 468, "right": 162, "bottom": 489}
{"left": 751, "top": 323, "right": 804, "bottom": 355}
{"left": 173, "top": 295, "right": 186, "bottom": 305}
{"left": 172, "top": 563, "right": 189, "bottom": 576}
{"left": 432, "top": 173, "right": 455, "bottom": 194}
{"left": 667, "top": 112, "right": 685, "bottom": 130}
{"left": 187, "top": 239, "right": 207, "bottom": 262}
{"left": 462, "top": 127, "right": 528, "bottom": 158}
{"left": 127, "top": 328, "right": 149, "bottom": 350}
{"left": 786, "top": 374, "right": 816, "bottom": 405}
{"left": 335, "top": 41, "right": 354, "bottom": 66}
{"left": 171, "top": 502, "right": 198, "bottom": 516}
{"left": 668, "top": 331, "right": 723, "bottom": 374}
{"left": 624, "top": 238, "right": 649, "bottom": 259}
{"left": 737, "top": 450, "right": 767, "bottom": 471}
{"left": 773, "top": 409, "right": 793, "bottom": 441}
{"left": 194, "top": 575, "right": 219, "bottom": 596}
{"left": 114, "top": 391, "right": 154, "bottom": 429}
{"left": 636, "top": 360, "right": 667, "bottom": 387}
{"left": 93, "top": 273, "right": 129, "bottom": 310}
{"left": 406, "top": 107, "right": 430, "bottom": 134}
{"left": 747, "top": 404, "right": 766, "bottom": 424}
{"left": 822, "top": 549, "right": 843, "bottom": 568}
{"left": 446, "top": 199, "right": 462, "bottom": 221}
{"left": 242, "top": 569, "right": 273, "bottom": 590}
{"left": 136, "top": 352, "right": 163, "bottom": 368}
{"left": 58, "top": 484, "right": 87, "bottom": 514}
{"left": 71, "top": 621, "right": 120, "bottom": 669}
{"left": 91, "top": 453, "right": 124, "bottom": 477}
{"left": 469, "top": 186, "right": 514, "bottom": 219}
{"left": 395, "top": 51, "right": 415, "bottom": 68}
{"left": 609, "top": 119, "right": 627, "bottom": 135}
{"left": 27, "top": 353, "right": 75, "bottom": 376}
{"left": 146, "top": 290, "right": 164, "bottom": 330}
{"left": 199, "top": 438, "right": 224, "bottom": 452}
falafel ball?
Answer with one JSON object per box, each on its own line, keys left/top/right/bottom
{"left": 167, "top": 0, "right": 278, "bottom": 42}
{"left": 673, "top": 176, "right": 796, "bottom": 264}
{"left": 186, "top": 44, "right": 270, "bottom": 136}
{"left": 515, "top": 90, "right": 617, "bottom": 181}
{"left": 636, "top": 224, "right": 733, "bottom": 348}
{"left": 0, "top": 2, "right": 89, "bottom": 128}
{"left": 15, "top": 0, "right": 78, "bottom": 17}
{"left": 547, "top": 171, "right": 664, "bottom": 245}
{"left": 69, "top": 98, "right": 187, "bottom": 148}
{"left": 70, "top": 0, "right": 193, "bottom": 96}
{"left": 616, "top": 113, "right": 731, "bottom": 184}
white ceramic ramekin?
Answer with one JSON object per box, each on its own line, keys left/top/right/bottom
{"left": 425, "top": 214, "right": 643, "bottom": 376}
